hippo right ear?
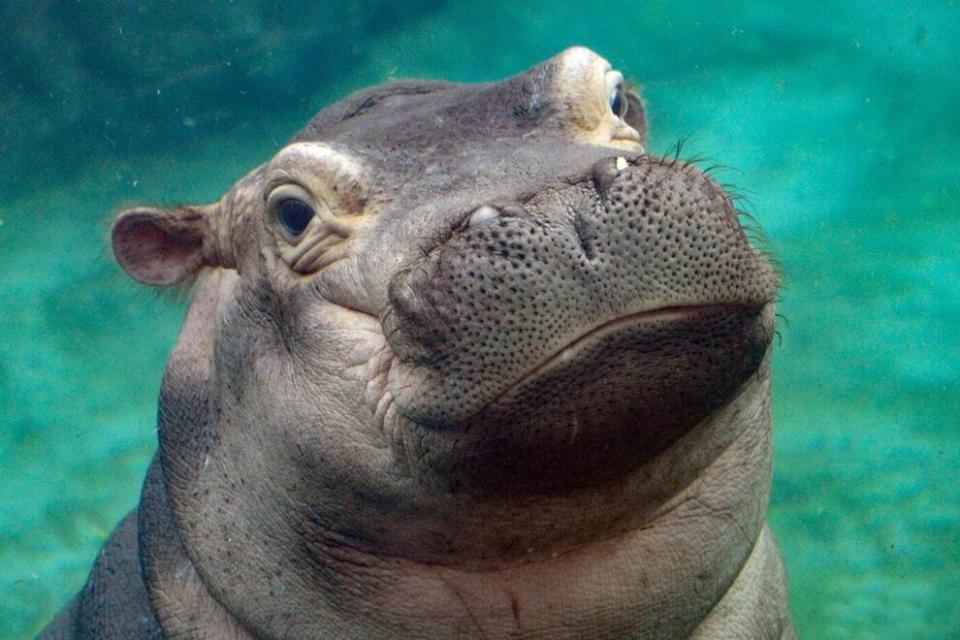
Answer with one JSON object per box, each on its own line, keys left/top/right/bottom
{"left": 112, "top": 205, "right": 220, "bottom": 287}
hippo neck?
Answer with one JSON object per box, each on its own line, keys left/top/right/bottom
{"left": 154, "top": 366, "right": 774, "bottom": 639}
{"left": 285, "top": 372, "right": 774, "bottom": 640}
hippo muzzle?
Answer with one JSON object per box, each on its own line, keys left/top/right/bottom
{"left": 383, "top": 154, "right": 777, "bottom": 493}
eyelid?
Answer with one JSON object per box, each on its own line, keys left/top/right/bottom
{"left": 605, "top": 71, "right": 624, "bottom": 101}
{"left": 267, "top": 182, "right": 314, "bottom": 208}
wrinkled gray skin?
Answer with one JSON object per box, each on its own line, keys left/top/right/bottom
{"left": 42, "top": 48, "right": 794, "bottom": 639}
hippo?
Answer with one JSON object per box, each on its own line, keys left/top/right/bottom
{"left": 41, "top": 47, "right": 794, "bottom": 639}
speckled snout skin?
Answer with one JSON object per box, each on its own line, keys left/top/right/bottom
{"left": 42, "top": 48, "right": 795, "bottom": 639}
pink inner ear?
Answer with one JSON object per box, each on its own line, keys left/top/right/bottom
{"left": 113, "top": 212, "right": 204, "bottom": 286}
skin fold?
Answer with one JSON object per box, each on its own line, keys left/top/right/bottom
{"left": 41, "top": 47, "right": 795, "bottom": 639}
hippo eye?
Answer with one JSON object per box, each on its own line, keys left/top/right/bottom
{"left": 277, "top": 199, "right": 314, "bottom": 236}
{"left": 267, "top": 183, "right": 317, "bottom": 239}
{"left": 605, "top": 71, "right": 629, "bottom": 120}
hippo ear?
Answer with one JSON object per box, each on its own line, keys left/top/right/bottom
{"left": 111, "top": 205, "right": 218, "bottom": 287}
{"left": 624, "top": 84, "right": 648, "bottom": 149}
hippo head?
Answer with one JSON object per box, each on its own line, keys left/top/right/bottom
{"left": 112, "top": 48, "right": 780, "bottom": 637}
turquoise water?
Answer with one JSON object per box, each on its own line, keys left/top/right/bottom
{"left": 1, "top": 2, "right": 958, "bottom": 638}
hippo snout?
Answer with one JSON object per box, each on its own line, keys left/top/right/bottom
{"left": 381, "top": 155, "right": 776, "bottom": 492}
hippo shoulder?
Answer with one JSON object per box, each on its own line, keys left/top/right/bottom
{"left": 38, "top": 511, "right": 160, "bottom": 639}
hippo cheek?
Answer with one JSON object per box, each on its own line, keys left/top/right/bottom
{"left": 396, "top": 303, "right": 773, "bottom": 494}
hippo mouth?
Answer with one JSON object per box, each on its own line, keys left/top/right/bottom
{"left": 489, "top": 302, "right": 758, "bottom": 407}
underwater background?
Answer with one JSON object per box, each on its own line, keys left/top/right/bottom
{"left": 1, "top": 1, "right": 957, "bottom": 637}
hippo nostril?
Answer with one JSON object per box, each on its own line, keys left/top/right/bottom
{"left": 593, "top": 156, "right": 629, "bottom": 197}
{"left": 573, "top": 200, "right": 599, "bottom": 261}
{"left": 387, "top": 269, "right": 424, "bottom": 321}
{"left": 467, "top": 205, "right": 501, "bottom": 228}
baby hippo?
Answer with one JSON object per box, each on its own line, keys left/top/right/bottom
{"left": 42, "top": 47, "right": 794, "bottom": 639}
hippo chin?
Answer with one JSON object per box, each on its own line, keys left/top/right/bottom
{"left": 42, "top": 47, "right": 794, "bottom": 639}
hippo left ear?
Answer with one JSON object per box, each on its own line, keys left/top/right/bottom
{"left": 112, "top": 204, "right": 221, "bottom": 287}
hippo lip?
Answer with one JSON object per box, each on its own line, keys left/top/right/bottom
{"left": 490, "top": 301, "right": 768, "bottom": 406}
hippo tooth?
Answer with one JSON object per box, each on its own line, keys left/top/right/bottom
{"left": 615, "top": 156, "right": 628, "bottom": 171}
{"left": 467, "top": 205, "right": 500, "bottom": 227}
